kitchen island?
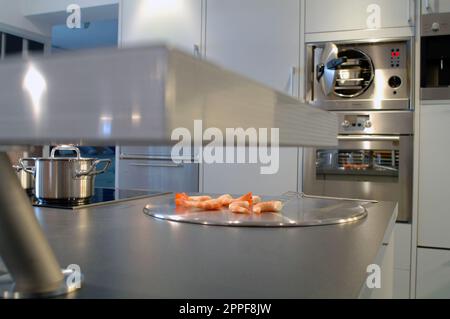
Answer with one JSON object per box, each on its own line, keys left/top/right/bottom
{"left": 23, "top": 194, "right": 397, "bottom": 298}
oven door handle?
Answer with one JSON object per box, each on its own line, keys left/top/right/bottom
{"left": 337, "top": 135, "right": 400, "bottom": 142}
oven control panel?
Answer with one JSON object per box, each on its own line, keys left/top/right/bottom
{"left": 390, "top": 48, "right": 402, "bottom": 68}
{"left": 337, "top": 112, "right": 413, "bottom": 135}
{"left": 341, "top": 115, "right": 371, "bottom": 131}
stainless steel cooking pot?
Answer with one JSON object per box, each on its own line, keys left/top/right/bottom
{"left": 13, "top": 163, "right": 34, "bottom": 194}
{"left": 20, "top": 145, "right": 111, "bottom": 203}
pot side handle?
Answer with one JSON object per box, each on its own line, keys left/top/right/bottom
{"left": 75, "top": 158, "right": 111, "bottom": 177}
{"left": 18, "top": 158, "right": 36, "bottom": 175}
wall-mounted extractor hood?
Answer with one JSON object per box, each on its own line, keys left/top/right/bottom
{"left": 0, "top": 44, "right": 337, "bottom": 147}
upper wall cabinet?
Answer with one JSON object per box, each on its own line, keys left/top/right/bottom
{"left": 119, "top": 0, "right": 202, "bottom": 54}
{"left": 202, "top": 0, "right": 301, "bottom": 196}
{"left": 205, "top": 0, "right": 300, "bottom": 96}
{"left": 422, "top": 0, "right": 450, "bottom": 14}
{"left": 305, "top": 0, "right": 416, "bottom": 34}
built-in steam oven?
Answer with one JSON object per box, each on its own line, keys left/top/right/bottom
{"left": 306, "top": 39, "right": 412, "bottom": 111}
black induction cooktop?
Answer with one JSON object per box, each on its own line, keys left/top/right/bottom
{"left": 31, "top": 188, "right": 169, "bottom": 210}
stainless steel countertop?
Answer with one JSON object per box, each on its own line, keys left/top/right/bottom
{"left": 30, "top": 194, "right": 397, "bottom": 298}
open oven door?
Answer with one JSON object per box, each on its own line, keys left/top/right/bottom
{"left": 316, "top": 42, "right": 346, "bottom": 96}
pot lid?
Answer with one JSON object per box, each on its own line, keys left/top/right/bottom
{"left": 29, "top": 145, "right": 96, "bottom": 161}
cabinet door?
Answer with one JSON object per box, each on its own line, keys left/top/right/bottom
{"left": 417, "top": 248, "right": 450, "bottom": 298}
{"left": 422, "top": 0, "right": 450, "bottom": 14}
{"left": 418, "top": 103, "right": 450, "bottom": 248}
{"left": 394, "top": 223, "right": 412, "bottom": 270}
{"left": 202, "top": 147, "right": 298, "bottom": 196}
{"left": 119, "top": 0, "right": 202, "bottom": 54}
{"left": 305, "top": 0, "right": 415, "bottom": 34}
{"left": 394, "top": 269, "right": 410, "bottom": 298}
{"left": 205, "top": 0, "right": 300, "bottom": 95}
{"left": 118, "top": 158, "right": 199, "bottom": 192}
{"left": 203, "top": 0, "right": 300, "bottom": 196}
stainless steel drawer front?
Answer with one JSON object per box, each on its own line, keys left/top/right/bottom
{"left": 118, "top": 156, "right": 199, "bottom": 193}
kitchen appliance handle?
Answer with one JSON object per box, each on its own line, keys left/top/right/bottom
{"left": 316, "top": 63, "right": 325, "bottom": 81}
{"left": 373, "top": 163, "right": 398, "bottom": 172}
{"left": 129, "top": 162, "right": 184, "bottom": 168}
{"left": 316, "top": 57, "right": 347, "bottom": 81}
{"left": 407, "top": 0, "right": 413, "bottom": 23}
{"left": 120, "top": 154, "right": 195, "bottom": 162}
{"left": 76, "top": 158, "right": 111, "bottom": 177}
{"left": 290, "top": 66, "right": 296, "bottom": 96}
{"left": 51, "top": 145, "right": 81, "bottom": 158}
{"left": 326, "top": 57, "right": 347, "bottom": 70}
{"left": 19, "top": 158, "right": 36, "bottom": 175}
{"left": 337, "top": 135, "right": 400, "bottom": 142}
{"left": 193, "top": 44, "right": 201, "bottom": 58}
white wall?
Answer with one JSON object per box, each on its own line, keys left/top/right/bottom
{"left": 0, "top": 0, "right": 51, "bottom": 39}
{"left": 118, "top": 0, "right": 202, "bottom": 52}
{"left": 21, "top": 0, "right": 118, "bottom": 16}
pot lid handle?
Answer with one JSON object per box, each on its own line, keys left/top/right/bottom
{"left": 50, "top": 145, "right": 81, "bottom": 159}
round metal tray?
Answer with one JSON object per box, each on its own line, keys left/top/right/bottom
{"left": 143, "top": 193, "right": 373, "bottom": 227}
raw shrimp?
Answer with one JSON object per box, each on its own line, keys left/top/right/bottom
{"left": 252, "top": 201, "right": 283, "bottom": 214}
{"left": 229, "top": 201, "right": 250, "bottom": 214}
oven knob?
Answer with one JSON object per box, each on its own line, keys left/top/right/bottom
{"left": 364, "top": 120, "right": 372, "bottom": 128}
{"left": 388, "top": 76, "right": 402, "bottom": 88}
{"left": 432, "top": 22, "right": 440, "bottom": 32}
{"left": 341, "top": 120, "right": 351, "bottom": 128}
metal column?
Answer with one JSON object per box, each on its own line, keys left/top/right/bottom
{"left": 0, "top": 152, "right": 71, "bottom": 298}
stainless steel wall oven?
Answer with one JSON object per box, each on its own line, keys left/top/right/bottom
{"left": 304, "top": 38, "right": 414, "bottom": 222}
{"left": 421, "top": 12, "right": 450, "bottom": 100}
{"left": 303, "top": 111, "right": 413, "bottom": 221}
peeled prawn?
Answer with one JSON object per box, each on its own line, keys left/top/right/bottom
{"left": 189, "top": 195, "right": 212, "bottom": 201}
{"left": 217, "top": 194, "right": 234, "bottom": 206}
{"left": 231, "top": 192, "right": 253, "bottom": 206}
{"left": 229, "top": 201, "right": 250, "bottom": 214}
{"left": 252, "top": 201, "right": 283, "bottom": 214}
{"left": 216, "top": 193, "right": 253, "bottom": 207}
{"left": 181, "top": 198, "right": 223, "bottom": 210}
{"left": 175, "top": 192, "right": 256, "bottom": 212}
{"left": 252, "top": 195, "right": 262, "bottom": 204}
{"left": 175, "top": 193, "right": 211, "bottom": 201}
{"left": 175, "top": 193, "right": 213, "bottom": 207}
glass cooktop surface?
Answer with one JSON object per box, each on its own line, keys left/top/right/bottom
{"left": 31, "top": 188, "right": 168, "bottom": 210}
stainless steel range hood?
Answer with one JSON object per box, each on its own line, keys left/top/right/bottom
{"left": 0, "top": 44, "right": 337, "bottom": 147}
